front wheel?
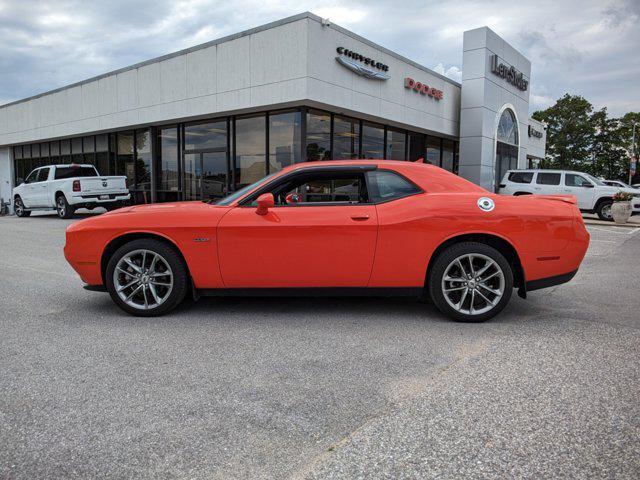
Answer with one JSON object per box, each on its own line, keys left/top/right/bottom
{"left": 596, "top": 199, "right": 613, "bottom": 221}
{"left": 56, "top": 194, "right": 75, "bottom": 219}
{"left": 14, "top": 196, "right": 31, "bottom": 217}
{"left": 105, "top": 239, "right": 188, "bottom": 316}
{"left": 428, "top": 242, "right": 514, "bottom": 322}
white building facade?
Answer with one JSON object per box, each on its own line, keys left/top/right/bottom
{"left": 0, "top": 12, "right": 545, "bottom": 210}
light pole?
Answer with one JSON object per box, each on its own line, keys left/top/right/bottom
{"left": 630, "top": 121, "right": 637, "bottom": 185}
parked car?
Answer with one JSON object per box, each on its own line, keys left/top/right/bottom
{"left": 13, "top": 164, "right": 130, "bottom": 219}
{"left": 602, "top": 179, "right": 638, "bottom": 189}
{"left": 498, "top": 169, "right": 640, "bottom": 221}
{"left": 64, "top": 160, "right": 590, "bottom": 322}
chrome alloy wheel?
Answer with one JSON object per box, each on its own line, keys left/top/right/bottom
{"left": 57, "top": 196, "right": 66, "bottom": 217}
{"left": 441, "top": 253, "right": 505, "bottom": 316}
{"left": 15, "top": 198, "right": 24, "bottom": 215}
{"left": 113, "top": 249, "right": 173, "bottom": 310}
{"left": 601, "top": 203, "right": 612, "bottom": 220}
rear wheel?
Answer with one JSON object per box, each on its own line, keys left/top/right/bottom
{"left": 56, "top": 194, "right": 75, "bottom": 219}
{"left": 105, "top": 239, "right": 188, "bottom": 316}
{"left": 596, "top": 199, "right": 613, "bottom": 221}
{"left": 428, "top": 242, "right": 513, "bottom": 322}
{"left": 14, "top": 196, "right": 31, "bottom": 217}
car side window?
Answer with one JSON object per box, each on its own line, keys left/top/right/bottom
{"left": 366, "top": 170, "right": 421, "bottom": 203}
{"left": 25, "top": 169, "right": 39, "bottom": 184}
{"left": 536, "top": 173, "right": 561, "bottom": 185}
{"left": 273, "top": 174, "right": 367, "bottom": 205}
{"left": 565, "top": 173, "right": 589, "bottom": 187}
{"left": 508, "top": 172, "right": 533, "bottom": 184}
{"left": 37, "top": 167, "right": 50, "bottom": 182}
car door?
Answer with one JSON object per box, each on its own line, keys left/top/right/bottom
{"left": 33, "top": 167, "right": 51, "bottom": 206}
{"left": 533, "top": 171, "right": 562, "bottom": 195}
{"left": 563, "top": 173, "right": 595, "bottom": 209}
{"left": 217, "top": 168, "right": 378, "bottom": 288}
{"left": 20, "top": 169, "right": 41, "bottom": 208}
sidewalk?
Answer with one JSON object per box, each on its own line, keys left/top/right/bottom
{"left": 582, "top": 213, "right": 640, "bottom": 228}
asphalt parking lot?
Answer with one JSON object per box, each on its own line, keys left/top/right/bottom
{"left": 1, "top": 212, "right": 639, "bottom": 479}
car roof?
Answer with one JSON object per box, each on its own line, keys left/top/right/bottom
{"left": 506, "top": 169, "right": 587, "bottom": 175}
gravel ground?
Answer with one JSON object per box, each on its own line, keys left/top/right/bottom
{"left": 1, "top": 212, "right": 639, "bottom": 479}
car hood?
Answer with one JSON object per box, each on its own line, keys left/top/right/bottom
{"left": 104, "top": 201, "right": 227, "bottom": 215}
{"left": 599, "top": 186, "right": 638, "bottom": 195}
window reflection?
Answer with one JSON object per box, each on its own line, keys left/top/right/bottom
{"left": 306, "top": 110, "right": 331, "bottom": 160}
{"left": 185, "top": 122, "right": 226, "bottom": 150}
{"left": 426, "top": 136, "right": 441, "bottom": 165}
{"left": 135, "top": 130, "right": 152, "bottom": 203}
{"left": 117, "top": 131, "right": 134, "bottom": 183}
{"left": 333, "top": 116, "right": 360, "bottom": 159}
{"left": 235, "top": 115, "right": 266, "bottom": 189}
{"left": 386, "top": 129, "right": 406, "bottom": 160}
{"left": 269, "top": 111, "right": 301, "bottom": 172}
{"left": 407, "top": 133, "right": 425, "bottom": 161}
{"left": 158, "top": 127, "right": 179, "bottom": 193}
{"left": 361, "top": 123, "right": 384, "bottom": 159}
{"left": 441, "top": 139, "right": 454, "bottom": 172}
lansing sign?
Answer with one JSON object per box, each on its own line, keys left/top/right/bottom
{"left": 490, "top": 55, "right": 528, "bottom": 91}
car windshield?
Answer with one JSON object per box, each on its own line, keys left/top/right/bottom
{"left": 584, "top": 174, "right": 606, "bottom": 186}
{"left": 214, "top": 173, "right": 278, "bottom": 206}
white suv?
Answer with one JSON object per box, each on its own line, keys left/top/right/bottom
{"left": 498, "top": 169, "right": 640, "bottom": 221}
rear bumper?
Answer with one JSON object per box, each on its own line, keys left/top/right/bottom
{"left": 526, "top": 269, "right": 578, "bottom": 292}
{"left": 71, "top": 193, "right": 130, "bottom": 205}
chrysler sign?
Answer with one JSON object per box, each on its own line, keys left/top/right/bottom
{"left": 335, "top": 47, "right": 390, "bottom": 80}
{"left": 490, "top": 55, "right": 528, "bottom": 91}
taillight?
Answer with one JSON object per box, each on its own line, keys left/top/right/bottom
{"left": 73, "top": 180, "right": 81, "bottom": 192}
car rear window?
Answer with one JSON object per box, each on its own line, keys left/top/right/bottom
{"left": 536, "top": 173, "right": 561, "bottom": 185}
{"left": 508, "top": 172, "right": 533, "bottom": 184}
{"left": 55, "top": 166, "right": 98, "bottom": 179}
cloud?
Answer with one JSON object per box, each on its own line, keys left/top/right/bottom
{"left": 0, "top": 0, "right": 638, "bottom": 117}
{"left": 433, "top": 63, "right": 463, "bottom": 83}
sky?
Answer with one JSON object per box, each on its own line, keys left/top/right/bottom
{"left": 0, "top": 0, "right": 638, "bottom": 116}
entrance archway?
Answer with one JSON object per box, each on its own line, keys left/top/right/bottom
{"left": 495, "top": 107, "right": 519, "bottom": 191}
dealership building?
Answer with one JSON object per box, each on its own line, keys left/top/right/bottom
{"left": 0, "top": 12, "right": 546, "bottom": 210}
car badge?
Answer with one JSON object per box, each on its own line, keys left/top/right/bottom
{"left": 477, "top": 197, "right": 495, "bottom": 212}
{"left": 102, "top": 180, "right": 108, "bottom": 187}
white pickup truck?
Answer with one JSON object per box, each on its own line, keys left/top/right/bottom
{"left": 498, "top": 169, "right": 640, "bottom": 221}
{"left": 12, "top": 164, "right": 130, "bottom": 219}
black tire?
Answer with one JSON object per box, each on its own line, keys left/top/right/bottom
{"left": 14, "top": 196, "right": 31, "bottom": 217}
{"left": 428, "top": 242, "right": 514, "bottom": 322}
{"left": 56, "top": 194, "right": 75, "bottom": 219}
{"left": 105, "top": 239, "right": 188, "bottom": 316}
{"left": 596, "top": 199, "right": 613, "bottom": 221}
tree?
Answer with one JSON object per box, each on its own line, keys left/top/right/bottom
{"left": 532, "top": 94, "right": 595, "bottom": 169}
{"left": 617, "top": 112, "right": 640, "bottom": 183}
{"left": 588, "top": 108, "right": 627, "bottom": 180}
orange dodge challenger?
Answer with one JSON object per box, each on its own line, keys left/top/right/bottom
{"left": 64, "top": 160, "right": 590, "bottom": 322}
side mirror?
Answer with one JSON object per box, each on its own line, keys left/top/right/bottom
{"left": 285, "top": 193, "right": 300, "bottom": 204}
{"left": 582, "top": 182, "right": 594, "bottom": 188}
{"left": 255, "top": 193, "right": 274, "bottom": 215}
{"left": 16, "top": 178, "right": 24, "bottom": 185}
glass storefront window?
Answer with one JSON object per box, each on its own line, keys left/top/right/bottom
{"left": 407, "top": 133, "right": 425, "bottom": 161}
{"left": 83, "top": 136, "right": 94, "bottom": 164}
{"left": 426, "top": 136, "right": 441, "bottom": 165}
{"left": 269, "top": 111, "right": 301, "bottom": 172}
{"left": 361, "top": 123, "right": 384, "bottom": 159}
{"left": 157, "top": 127, "right": 180, "bottom": 195}
{"left": 184, "top": 121, "right": 226, "bottom": 150}
{"left": 333, "top": 115, "right": 360, "bottom": 160}
{"left": 441, "top": 139, "right": 454, "bottom": 172}
{"left": 235, "top": 115, "right": 266, "bottom": 189}
{"left": 386, "top": 128, "right": 406, "bottom": 160}
{"left": 50, "top": 141, "right": 60, "bottom": 158}
{"left": 306, "top": 110, "right": 331, "bottom": 161}
{"left": 95, "top": 135, "right": 109, "bottom": 175}
{"left": 117, "top": 131, "right": 134, "bottom": 183}
{"left": 135, "top": 130, "right": 152, "bottom": 203}
{"left": 71, "top": 138, "right": 83, "bottom": 163}
{"left": 60, "top": 139, "right": 71, "bottom": 163}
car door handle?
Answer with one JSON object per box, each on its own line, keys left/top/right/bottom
{"left": 350, "top": 214, "right": 370, "bottom": 221}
